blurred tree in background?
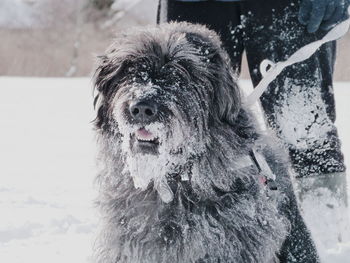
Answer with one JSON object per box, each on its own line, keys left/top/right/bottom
{"left": 1, "top": 0, "right": 347, "bottom": 79}
{"left": 90, "top": 0, "right": 114, "bottom": 10}
{"left": 0, "top": 0, "right": 157, "bottom": 77}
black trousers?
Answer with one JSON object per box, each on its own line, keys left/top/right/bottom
{"left": 161, "top": 0, "right": 346, "bottom": 177}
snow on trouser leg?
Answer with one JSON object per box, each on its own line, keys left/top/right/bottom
{"left": 266, "top": 70, "right": 346, "bottom": 178}
{"left": 260, "top": 48, "right": 346, "bottom": 178}
{"left": 241, "top": 0, "right": 346, "bottom": 178}
{"left": 289, "top": 137, "right": 346, "bottom": 177}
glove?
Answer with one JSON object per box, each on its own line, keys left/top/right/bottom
{"left": 298, "top": 0, "right": 350, "bottom": 33}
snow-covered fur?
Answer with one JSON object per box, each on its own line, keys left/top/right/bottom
{"left": 93, "top": 22, "right": 319, "bottom": 263}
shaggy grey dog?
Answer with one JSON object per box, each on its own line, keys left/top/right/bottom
{"left": 93, "top": 22, "right": 319, "bottom": 263}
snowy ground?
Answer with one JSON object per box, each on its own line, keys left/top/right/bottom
{"left": 0, "top": 77, "right": 349, "bottom": 262}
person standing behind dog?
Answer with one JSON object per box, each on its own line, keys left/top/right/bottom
{"left": 158, "top": 0, "right": 349, "bottom": 251}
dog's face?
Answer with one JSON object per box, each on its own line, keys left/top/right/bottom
{"left": 94, "top": 23, "right": 241, "bottom": 201}
{"left": 111, "top": 62, "right": 203, "bottom": 158}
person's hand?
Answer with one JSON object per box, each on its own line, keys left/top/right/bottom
{"left": 298, "top": 0, "right": 350, "bottom": 33}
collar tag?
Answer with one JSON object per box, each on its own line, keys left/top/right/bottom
{"left": 249, "top": 149, "right": 278, "bottom": 191}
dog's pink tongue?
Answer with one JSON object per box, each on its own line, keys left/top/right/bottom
{"left": 136, "top": 128, "right": 154, "bottom": 140}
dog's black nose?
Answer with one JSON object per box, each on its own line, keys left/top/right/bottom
{"left": 129, "top": 101, "right": 158, "bottom": 122}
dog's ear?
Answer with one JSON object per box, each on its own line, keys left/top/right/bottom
{"left": 211, "top": 51, "right": 241, "bottom": 126}
{"left": 185, "top": 31, "right": 242, "bottom": 126}
{"left": 94, "top": 54, "right": 130, "bottom": 99}
{"left": 93, "top": 52, "right": 130, "bottom": 131}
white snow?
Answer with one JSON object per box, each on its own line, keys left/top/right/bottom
{"left": 0, "top": 77, "right": 349, "bottom": 262}
{"left": 0, "top": 78, "right": 97, "bottom": 263}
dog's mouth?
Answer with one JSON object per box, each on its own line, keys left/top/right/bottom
{"left": 130, "top": 128, "right": 161, "bottom": 154}
{"left": 135, "top": 128, "right": 160, "bottom": 146}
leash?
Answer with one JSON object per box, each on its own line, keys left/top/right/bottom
{"left": 244, "top": 11, "right": 350, "bottom": 107}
